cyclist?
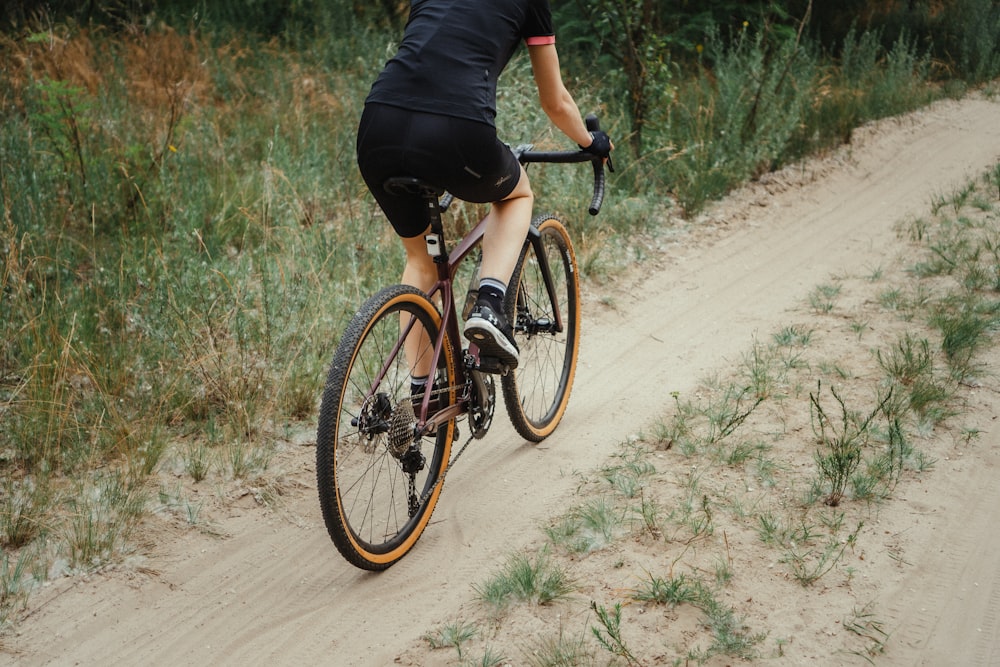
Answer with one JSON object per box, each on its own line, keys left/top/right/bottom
{"left": 356, "top": 0, "right": 612, "bottom": 389}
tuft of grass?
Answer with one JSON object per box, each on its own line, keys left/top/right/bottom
{"left": 740, "top": 339, "right": 783, "bottom": 400}
{"left": 877, "top": 334, "right": 933, "bottom": 385}
{"left": 524, "top": 625, "right": 593, "bottom": 667}
{"left": 601, "top": 443, "right": 656, "bottom": 499}
{"left": 64, "top": 471, "right": 147, "bottom": 571}
{"left": 931, "top": 296, "right": 1000, "bottom": 381}
{"left": 845, "top": 602, "right": 890, "bottom": 663}
{"left": 474, "top": 551, "right": 575, "bottom": 611}
{"left": 633, "top": 572, "right": 707, "bottom": 607}
{"left": 717, "top": 439, "right": 769, "bottom": 467}
{"left": 0, "top": 476, "right": 53, "bottom": 550}
{"left": 423, "top": 620, "right": 478, "bottom": 659}
{"left": 702, "top": 384, "right": 765, "bottom": 446}
{"left": 545, "top": 497, "right": 622, "bottom": 554}
{"left": 688, "top": 587, "right": 767, "bottom": 662}
{"left": 808, "top": 282, "right": 842, "bottom": 313}
{"left": 183, "top": 441, "right": 213, "bottom": 483}
{"left": 772, "top": 325, "right": 812, "bottom": 347}
{"left": 782, "top": 523, "right": 862, "bottom": 586}
{"left": 226, "top": 439, "right": 273, "bottom": 480}
{"left": 634, "top": 490, "right": 664, "bottom": 538}
{"left": 0, "top": 550, "right": 34, "bottom": 630}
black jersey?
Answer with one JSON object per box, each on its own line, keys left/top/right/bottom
{"left": 365, "top": 0, "right": 555, "bottom": 127}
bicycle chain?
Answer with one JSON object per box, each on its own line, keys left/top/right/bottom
{"left": 409, "top": 373, "right": 491, "bottom": 512}
{"left": 414, "top": 426, "right": 476, "bottom": 510}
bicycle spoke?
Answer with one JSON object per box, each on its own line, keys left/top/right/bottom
{"left": 317, "top": 285, "right": 455, "bottom": 569}
{"left": 503, "top": 217, "right": 580, "bottom": 442}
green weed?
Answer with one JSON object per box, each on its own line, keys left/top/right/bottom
{"left": 772, "top": 325, "right": 812, "bottom": 347}
{"left": 0, "top": 550, "right": 33, "bottom": 630}
{"left": 524, "top": 625, "right": 592, "bottom": 667}
{"left": 688, "top": 588, "right": 767, "bottom": 662}
{"left": 64, "top": 471, "right": 147, "bottom": 570}
{"left": 633, "top": 572, "right": 706, "bottom": 607}
{"left": 601, "top": 444, "right": 656, "bottom": 499}
{"left": 845, "top": 602, "right": 890, "bottom": 663}
{"left": 0, "top": 476, "right": 52, "bottom": 549}
{"left": 808, "top": 282, "right": 842, "bottom": 313}
{"left": 545, "top": 498, "right": 622, "bottom": 554}
{"left": 590, "top": 601, "right": 639, "bottom": 666}
{"left": 810, "top": 382, "right": 893, "bottom": 507}
{"left": 704, "top": 385, "right": 764, "bottom": 445}
{"left": 424, "top": 620, "right": 478, "bottom": 658}
{"left": 474, "top": 551, "right": 575, "bottom": 611}
{"left": 931, "top": 296, "right": 1000, "bottom": 381}
{"left": 877, "top": 334, "right": 933, "bottom": 385}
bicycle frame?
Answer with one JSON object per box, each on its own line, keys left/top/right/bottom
{"left": 407, "top": 203, "right": 502, "bottom": 431}
{"left": 317, "top": 114, "right": 607, "bottom": 570}
{"left": 379, "top": 117, "right": 608, "bottom": 434}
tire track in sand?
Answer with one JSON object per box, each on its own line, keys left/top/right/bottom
{"left": 882, "top": 382, "right": 1000, "bottom": 666}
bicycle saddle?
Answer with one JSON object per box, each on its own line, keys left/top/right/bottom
{"left": 383, "top": 176, "right": 444, "bottom": 197}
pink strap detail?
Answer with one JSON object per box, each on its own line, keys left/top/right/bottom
{"left": 525, "top": 35, "right": 556, "bottom": 46}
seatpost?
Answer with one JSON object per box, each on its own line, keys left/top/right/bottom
{"left": 423, "top": 194, "right": 448, "bottom": 265}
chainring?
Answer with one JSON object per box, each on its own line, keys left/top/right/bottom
{"left": 469, "top": 371, "right": 496, "bottom": 439}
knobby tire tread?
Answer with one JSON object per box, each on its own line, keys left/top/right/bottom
{"left": 316, "top": 285, "right": 455, "bottom": 570}
{"left": 502, "top": 215, "right": 581, "bottom": 442}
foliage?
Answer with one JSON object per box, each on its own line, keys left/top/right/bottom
{"left": 1, "top": 0, "right": 1000, "bottom": 633}
{"left": 2, "top": 0, "right": 367, "bottom": 37}
{"left": 809, "top": 382, "right": 895, "bottom": 506}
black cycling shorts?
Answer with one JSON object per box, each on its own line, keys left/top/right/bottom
{"left": 357, "top": 103, "right": 522, "bottom": 238}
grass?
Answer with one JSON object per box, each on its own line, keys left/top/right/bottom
{"left": 413, "top": 164, "right": 1000, "bottom": 663}
{"left": 1, "top": 4, "right": 999, "bottom": 646}
{"left": 809, "top": 382, "right": 893, "bottom": 507}
{"left": 524, "top": 625, "right": 592, "bottom": 667}
{"left": 808, "top": 282, "right": 842, "bottom": 313}
{"left": 423, "top": 620, "right": 478, "bottom": 656}
{"left": 473, "top": 551, "right": 575, "bottom": 612}
{"left": 782, "top": 524, "right": 861, "bottom": 587}
{"left": 544, "top": 497, "right": 621, "bottom": 554}
{"left": 845, "top": 602, "right": 890, "bottom": 664}
{"left": 633, "top": 572, "right": 706, "bottom": 607}
{"left": 590, "top": 601, "right": 639, "bottom": 665}
{"left": 0, "top": 551, "right": 31, "bottom": 628}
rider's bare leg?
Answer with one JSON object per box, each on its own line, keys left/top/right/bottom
{"left": 479, "top": 165, "right": 533, "bottom": 289}
{"left": 400, "top": 231, "right": 437, "bottom": 380}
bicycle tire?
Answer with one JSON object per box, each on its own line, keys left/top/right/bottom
{"left": 316, "top": 284, "right": 456, "bottom": 570}
{"left": 502, "top": 215, "right": 581, "bottom": 442}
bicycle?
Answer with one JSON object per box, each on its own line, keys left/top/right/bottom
{"left": 317, "top": 115, "right": 610, "bottom": 571}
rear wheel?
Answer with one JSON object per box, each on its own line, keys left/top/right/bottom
{"left": 316, "top": 285, "right": 456, "bottom": 570}
{"left": 502, "top": 215, "right": 580, "bottom": 442}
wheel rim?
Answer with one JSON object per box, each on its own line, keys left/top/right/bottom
{"left": 509, "top": 221, "right": 578, "bottom": 430}
{"left": 327, "top": 294, "right": 454, "bottom": 562}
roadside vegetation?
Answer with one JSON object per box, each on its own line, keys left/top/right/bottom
{"left": 2, "top": 0, "right": 1000, "bottom": 638}
{"left": 412, "top": 162, "right": 1000, "bottom": 665}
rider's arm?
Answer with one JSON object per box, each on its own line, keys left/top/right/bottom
{"left": 527, "top": 43, "right": 594, "bottom": 148}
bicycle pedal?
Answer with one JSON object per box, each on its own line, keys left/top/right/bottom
{"left": 475, "top": 356, "right": 509, "bottom": 375}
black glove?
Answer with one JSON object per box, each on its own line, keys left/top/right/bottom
{"left": 580, "top": 130, "right": 614, "bottom": 172}
{"left": 580, "top": 130, "right": 612, "bottom": 158}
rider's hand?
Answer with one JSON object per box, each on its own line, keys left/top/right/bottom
{"left": 580, "top": 131, "right": 614, "bottom": 172}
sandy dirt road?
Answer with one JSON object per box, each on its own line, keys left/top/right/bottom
{"left": 5, "top": 94, "right": 1000, "bottom": 666}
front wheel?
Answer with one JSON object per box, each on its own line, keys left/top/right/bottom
{"left": 502, "top": 215, "right": 581, "bottom": 442}
{"left": 316, "top": 285, "right": 456, "bottom": 570}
